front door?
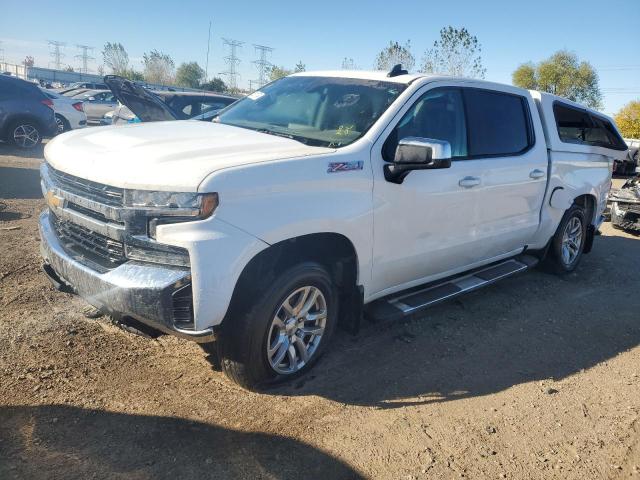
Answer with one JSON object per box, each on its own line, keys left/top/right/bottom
{"left": 370, "top": 85, "right": 483, "bottom": 296}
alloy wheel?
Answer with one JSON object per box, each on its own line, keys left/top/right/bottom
{"left": 266, "top": 286, "right": 327, "bottom": 375}
{"left": 13, "top": 124, "right": 40, "bottom": 148}
{"left": 561, "top": 216, "right": 583, "bottom": 265}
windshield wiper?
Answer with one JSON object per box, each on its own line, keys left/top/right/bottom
{"left": 255, "top": 128, "right": 310, "bottom": 145}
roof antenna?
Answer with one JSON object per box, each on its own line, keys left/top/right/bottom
{"left": 387, "top": 64, "right": 408, "bottom": 77}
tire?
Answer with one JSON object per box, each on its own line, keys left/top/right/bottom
{"left": 55, "top": 114, "right": 70, "bottom": 134}
{"left": 218, "top": 262, "right": 338, "bottom": 390}
{"left": 543, "top": 204, "right": 587, "bottom": 274}
{"left": 8, "top": 120, "right": 42, "bottom": 149}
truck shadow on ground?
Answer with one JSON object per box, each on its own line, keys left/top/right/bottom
{"left": 263, "top": 234, "right": 640, "bottom": 408}
{"left": 0, "top": 404, "right": 363, "bottom": 480}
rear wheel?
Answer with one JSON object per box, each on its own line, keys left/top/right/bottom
{"left": 218, "top": 262, "right": 337, "bottom": 390}
{"left": 544, "top": 204, "right": 587, "bottom": 274}
{"left": 9, "top": 120, "right": 41, "bottom": 149}
{"left": 55, "top": 114, "right": 70, "bottom": 134}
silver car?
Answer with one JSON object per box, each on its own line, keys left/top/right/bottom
{"left": 71, "top": 89, "right": 118, "bottom": 123}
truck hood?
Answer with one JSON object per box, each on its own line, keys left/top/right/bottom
{"left": 104, "top": 75, "right": 179, "bottom": 122}
{"left": 44, "top": 120, "right": 333, "bottom": 191}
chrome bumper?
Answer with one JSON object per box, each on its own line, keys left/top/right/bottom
{"left": 39, "top": 210, "right": 215, "bottom": 342}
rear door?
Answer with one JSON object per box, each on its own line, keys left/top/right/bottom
{"left": 460, "top": 86, "right": 548, "bottom": 259}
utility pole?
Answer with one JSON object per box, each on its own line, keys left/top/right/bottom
{"left": 252, "top": 44, "right": 273, "bottom": 89}
{"left": 221, "top": 38, "right": 243, "bottom": 92}
{"left": 75, "top": 44, "right": 95, "bottom": 73}
{"left": 48, "top": 40, "right": 66, "bottom": 70}
{"left": 0, "top": 41, "right": 4, "bottom": 63}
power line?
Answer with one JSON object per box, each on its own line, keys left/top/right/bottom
{"left": 48, "top": 40, "right": 66, "bottom": 70}
{"left": 221, "top": 38, "right": 243, "bottom": 91}
{"left": 75, "top": 44, "right": 95, "bottom": 73}
{"left": 252, "top": 44, "right": 273, "bottom": 89}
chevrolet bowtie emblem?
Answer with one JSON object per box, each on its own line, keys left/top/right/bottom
{"left": 45, "top": 190, "right": 65, "bottom": 209}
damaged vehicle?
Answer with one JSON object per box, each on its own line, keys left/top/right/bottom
{"left": 39, "top": 67, "right": 627, "bottom": 390}
{"left": 609, "top": 173, "right": 640, "bottom": 232}
{"left": 100, "top": 76, "right": 238, "bottom": 125}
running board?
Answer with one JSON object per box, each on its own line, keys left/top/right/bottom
{"left": 366, "top": 255, "right": 539, "bottom": 323}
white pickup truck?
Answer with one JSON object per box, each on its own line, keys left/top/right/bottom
{"left": 39, "top": 68, "right": 628, "bottom": 389}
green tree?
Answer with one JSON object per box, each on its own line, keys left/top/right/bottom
{"left": 512, "top": 50, "right": 602, "bottom": 109}
{"left": 269, "top": 65, "right": 292, "bottom": 81}
{"left": 294, "top": 61, "right": 306, "bottom": 73}
{"left": 142, "top": 49, "right": 175, "bottom": 85}
{"left": 175, "top": 62, "right": 205, "bottom": 88}
{"left": 420, "top": 26, "right": 485, "bottom": 78}
{"left": 201, "top": 77, "right": 227, "bottom": 93}
{"left": 102, "top": 42, "right": 129, "bottom": 75}
{"left": 121, "top": 68, "right": 145, "bottom": 82}
{"left": 614, "top": 100, "right": 640, "bottom": 139}
{"left": 374, "top": 40, "right": 414, "bottom": 71}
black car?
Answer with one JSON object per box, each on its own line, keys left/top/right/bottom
{"left": 0, "top": 75, "right": 58, "bottom": 148}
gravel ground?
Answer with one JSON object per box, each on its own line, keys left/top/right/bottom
{"left": 1, "top": 143, "right": 639, "bottom": 480}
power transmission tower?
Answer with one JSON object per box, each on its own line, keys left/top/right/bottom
{"left": 75, "top": 44, "right": 95, "bottom": 73}
{"left": 252, "top": 44, "right": 273, "bottom": 89}
{"left": 48, "top": 40, "right": 66, "bottom": 70}
{"left": 221, "top": 38, "right": 243, "bottom": 91}
{"left": 0, "top": 41, "right": 4, "bottom": 63}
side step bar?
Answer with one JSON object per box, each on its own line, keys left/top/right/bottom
{"left": 366, "top": 255, "right": 539, "bottom": 323}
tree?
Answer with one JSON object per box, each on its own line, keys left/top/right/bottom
{"left": 142, "top": 49, "right": 175, "bottom": 85}
{"left": 175, "top": 62, "right": 205, "bottom": 88}
{"left": 420, "top": 26, "right": 485, "bottom": 78}
{"left": 201, "top": 77, "right": 227, "bottom": 93}
{"left": 614, "top": 101, "right": 640, "bottom": 139}
{"left": 122, "top": 69, "right": 145, "bottom": 82}
{"left": 294, "top": 61, "right": 306, "bottom": 73}
{"left": 22, "top": 56, "right": 34, "bottom": 67}
{"left": 374, "top": 41, "right": 414, "bottom": 71}
{"left": 102, "top": 42, "right": 129, "bottom": 75}
{"left": 512, "top": 50, "right": 602, "bottom": 109}
{"left": 268, "top": 65, "right": 292, "bottom": 82}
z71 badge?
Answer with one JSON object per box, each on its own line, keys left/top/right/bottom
{"left": 327, "top": 161, "right": 364, "bottom": 173}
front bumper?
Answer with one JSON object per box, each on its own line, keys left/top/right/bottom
{"left": 39, "top": 209, "right": 215, "bottom": 342}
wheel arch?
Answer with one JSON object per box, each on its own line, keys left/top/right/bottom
{"left": 224, "top": 232, "right": 361, "bottom": 330}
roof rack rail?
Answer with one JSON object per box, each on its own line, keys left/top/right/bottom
{"left": 387, "top": 64, "right": 408, "bottom": 77}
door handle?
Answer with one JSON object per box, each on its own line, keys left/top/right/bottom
{"left": 529, "top": 169, "right": 546, "bottom": 179}
{"left": 459, "top": 176, "right": 481, "bottom": 188}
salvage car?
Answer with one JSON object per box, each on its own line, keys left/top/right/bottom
{"left": 39, "top": 67, "right": 628, "bottom": 389}
{"left": 69, "top": 90, "right": 118, "bottom": 123}
{"left": 0, "top": 74, "right": 58, "bottom": 148}
{"left": 100, "top": 77, "right": 238, "bottom": 125}
{"left": 609, "top": 172, "right": 640, "bottom": 232}
{"left": 40, "top": 88, "right": 87, "bottom": 133}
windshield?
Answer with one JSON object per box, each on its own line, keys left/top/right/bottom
{"left": 217, "top": 76, "right": 406, "bottom": 147}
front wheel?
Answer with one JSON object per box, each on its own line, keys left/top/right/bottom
{"left": 9, "top": 121, "right": 42, "bottom": 149}
{"left": 218, "top": 262, "right": 337, "bottom": 390}
{"left": 544, "top": 204, "right": 587, "bottom": 274}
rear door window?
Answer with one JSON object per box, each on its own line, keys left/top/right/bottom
{"left": 463, "top": 88, "right": 532, "bottom": 157}
{"left": 554, "top": 102, "right": 627, "bottom": 150}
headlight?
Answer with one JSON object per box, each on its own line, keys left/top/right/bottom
{"left": 124, "top": 191, "right": 218, "bottom": 218}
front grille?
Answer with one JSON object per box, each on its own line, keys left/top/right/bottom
{"left": 51, "top": 213, "right": 126, "bottom": 269}
{"left": 48, "top": 165, "right": 124, "bottom": 206}
{"left": 172, "top": 284, "right": 194, "bottom": 328}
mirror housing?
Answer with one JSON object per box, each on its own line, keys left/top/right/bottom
{"left": 384, "top": 137, "right": 452, "bottom": 184}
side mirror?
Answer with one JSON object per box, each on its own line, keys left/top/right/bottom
{"left": 87, "top": 96, "right": 96, "bottom": 101}
{"left": 384, "top": 137, "right": 452, "bottom": 184}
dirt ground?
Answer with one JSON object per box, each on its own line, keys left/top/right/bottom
{"left": 1, "top": 143, "right": 639, "bottom": 480}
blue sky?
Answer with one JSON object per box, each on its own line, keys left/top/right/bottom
{"left": 1, "top": 0, "right": 638, "bottom": 114}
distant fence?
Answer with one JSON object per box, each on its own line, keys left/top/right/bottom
{"left": 0, "top": 62, "right": 199, "bottom": 92}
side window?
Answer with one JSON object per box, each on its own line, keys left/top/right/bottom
{"left": 463, "top": 89, "right": 531, "bottom": 156}
{"left": 553, "top": 103, "right": 593, "bottom": 144}
{"left": 592, "top": 116, "right": 627, "bottom": 150}
{"left": 383, "top": 88, "right": 467, "bottom": 161}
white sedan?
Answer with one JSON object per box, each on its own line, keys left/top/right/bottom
{"left": 41, "top": 89, "right": 88, "bottom": 134}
